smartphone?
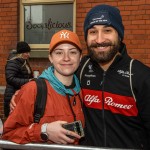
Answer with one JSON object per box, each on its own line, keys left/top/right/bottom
{"left": 62, "top": 120, "right": 84, "bottom": 139}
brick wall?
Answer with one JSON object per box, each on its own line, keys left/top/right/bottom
{"left": 0, "top": 0, "right": 150, "bottom": 119}
{"left": 0, "top": 0, "right": 18, "bottom": 120}
{"left": 76, "top": 0, "right": 150, "bottom": 65}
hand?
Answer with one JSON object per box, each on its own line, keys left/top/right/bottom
{"left": 9, "top": 90, "right": 19, "bottom": 113}
{"left": 46, "top": 121, "right": 81, "bottom": 144}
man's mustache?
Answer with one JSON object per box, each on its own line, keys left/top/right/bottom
{"left": 90, "top": 42, "right": 114, "bottom": 48}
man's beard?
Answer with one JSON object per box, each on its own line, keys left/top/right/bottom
{"left": 87, "top": 40, "right": 121, "bottom": 64}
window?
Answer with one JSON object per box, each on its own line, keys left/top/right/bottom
{"left": 20, "top": 0, "right": 76, "bottom": 57}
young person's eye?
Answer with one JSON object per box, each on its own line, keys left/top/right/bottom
{"left": 70, "top": 49, "right": 80, "bottom": 55}
{"left": 54, "top": 51, "right": 62, "bottom": 55}
{"left": 70, "top": 51, "right": 77, "bottom": 54}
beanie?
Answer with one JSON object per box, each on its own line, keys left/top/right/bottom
{"left": 49, "top": 30, "right": 82, "bottom": 52}
{"left": 84, "top": 4, "right": 124, "bottom": 41}
{"left": 16, "top": 41, "right": 31, "bottom": 54}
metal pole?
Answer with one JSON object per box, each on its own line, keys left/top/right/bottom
{"left": 0, "top": 140, "right": 131, "bottom": 150}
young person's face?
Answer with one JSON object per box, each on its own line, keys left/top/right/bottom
{"left": 49, "top": 43, "right": 81, "bottom": 77}
{"left": 87, "top": 25, "right": 121, "bottom": 64}
{"left": 21, "top": 52, "right": 30, "bottom": 59}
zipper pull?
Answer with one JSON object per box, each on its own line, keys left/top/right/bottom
{"left": 100, "top": 71, "right": 106, "bottom": 86}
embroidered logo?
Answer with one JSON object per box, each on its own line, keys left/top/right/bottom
{"left": 87, "top": 80, "right": 90, "bottom": 86}
{"left": 89, "top": 12, "right": 110, "bottom": 25}
{"left": 105, "top": 97, "right": 133, "bottom": 109}
{"left": 93, "top": 15, "right": 105, "bottom": 21}
{"left": 82, "top": 89, "right": 138, "bottom": 116}
{"left": 60, "top": 31, "right": 69, "bottom": 39}
{"left": 117, "top": 69, "right": 131, "bottom": 78}
{"left": 84, "top": 94, "right": 100, "bottom": 105}
{"left": 88, "top": 65, "right": 94, "bottom": 73}
{"left": 85, "top": 74, "right": 96, "bottom": 78}
{"left": 84, "top": 95, "right": 133, "bottom": 109}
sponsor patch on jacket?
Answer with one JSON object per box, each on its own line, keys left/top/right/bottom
{"left": 82, "top": 89, "right": 138, "bottom": 116}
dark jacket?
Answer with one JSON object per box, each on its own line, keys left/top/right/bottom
{"left": 4, "top": 50, "right": 33, "bottom": 117}
{"left": 77, "top": 43, "right": 150, "bottom": 149}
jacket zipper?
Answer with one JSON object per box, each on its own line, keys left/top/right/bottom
{"left": 102, "top": 71, "right": 106, "bottom": 146}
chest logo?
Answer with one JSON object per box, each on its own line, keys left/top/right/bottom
{"left": 87, "top": 80, "right": 90, "bottom": 85}
{"left": 117, "top": 69, "right": 132, "bottom": 78}
{"left": 88, "top": 65, "right": 94, "bottom": 73}
{"left": 84, "top": 94, "right": 100, "bottom": 105}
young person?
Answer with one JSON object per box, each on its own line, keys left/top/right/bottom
{"left": 4, "top": 41, "right": 33, "bottom": 117}
{"left": 77, "top": 4, "right": 150, "bottom": 149}
{"left": 2, "top": 30, "right": 84, "bottom": 145}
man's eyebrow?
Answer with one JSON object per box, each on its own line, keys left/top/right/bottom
{"left": 90, "top": 25, "right": 112, "bottom": 29}
{"left": 104, "top": 25, "right": 113, "bottom": 28}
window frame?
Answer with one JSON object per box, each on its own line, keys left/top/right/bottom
{"left": 20, "top": 0, "right": 76, "bottom": 57}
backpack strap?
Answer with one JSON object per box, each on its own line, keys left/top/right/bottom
{"left": 129, "top": 59, "right": 136, "bottom": 102}
{"left": 34, "top": 78, "right": 47, "bottom": 123}
{"left": 80, "top": 58, "right": 90, "bottom": 83}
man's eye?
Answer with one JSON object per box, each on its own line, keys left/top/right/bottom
{"left": 89, "top": 30, "right": 97, "bottom": 34}
{"left": 104, "top": 27, "right": 113, "bottom": 33}
{"left": 105, "top": 29, "right": 111, "bottom": 32}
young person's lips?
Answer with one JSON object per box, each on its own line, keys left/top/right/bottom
{"left": 61, "top": 64, "right": 72, "bottom": 66}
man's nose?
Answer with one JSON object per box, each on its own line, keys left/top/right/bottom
{"left": 95, "top": 32, "right": 105, "bottom": 43}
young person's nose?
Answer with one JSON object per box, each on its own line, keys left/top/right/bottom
{"left": 63, "top": 52, "right": 70, "bottom": 61}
